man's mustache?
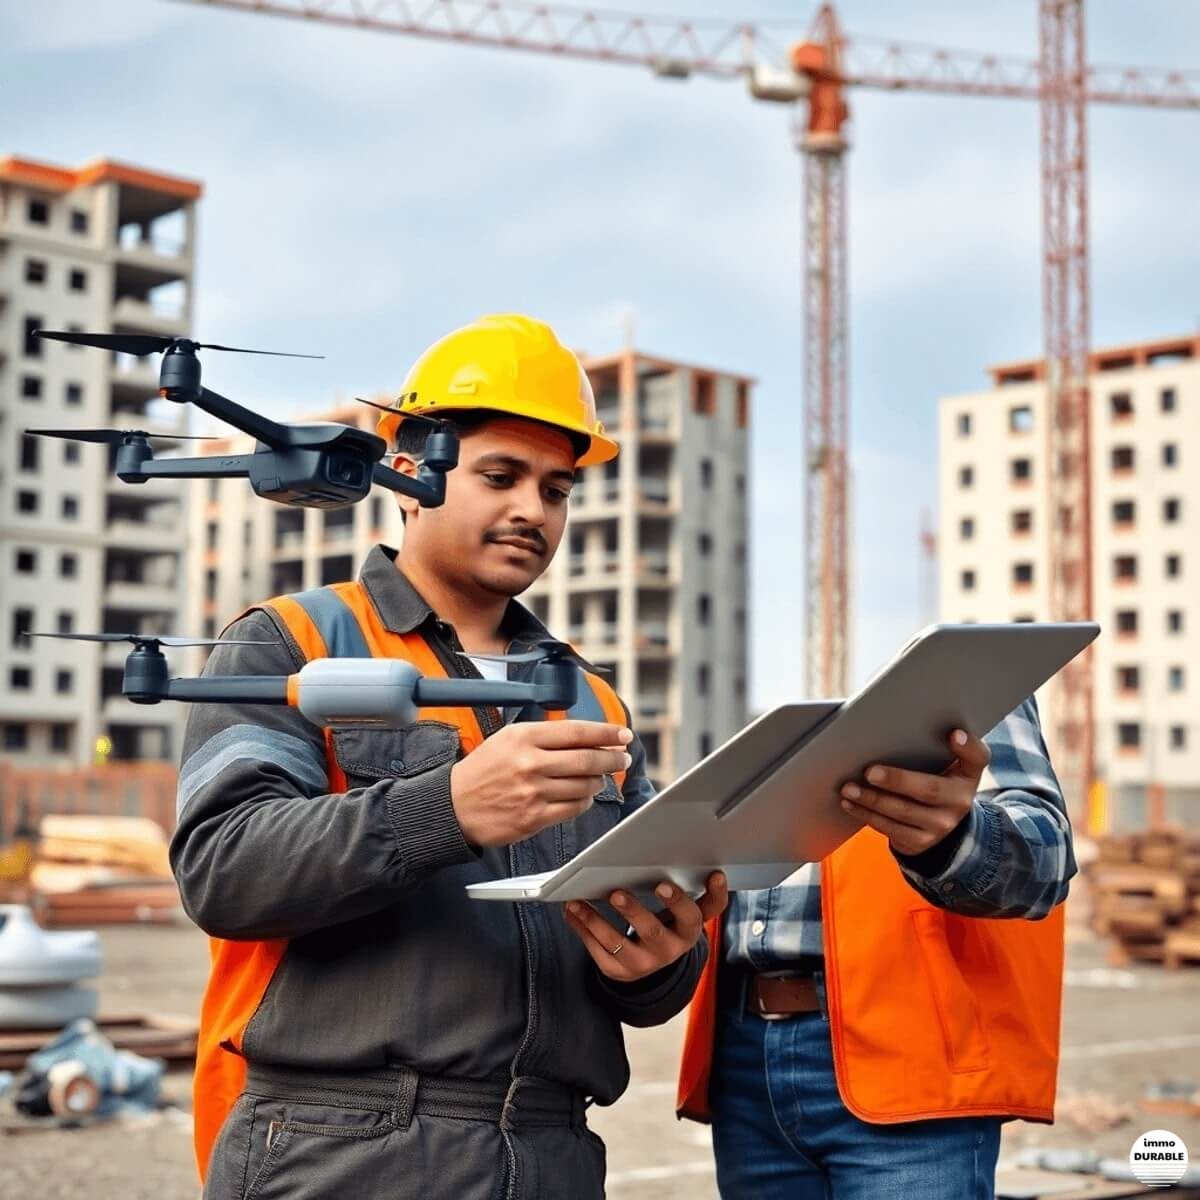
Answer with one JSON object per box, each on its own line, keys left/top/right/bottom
{"left": 485, "top": 528, "right": 547, "bottom": 553}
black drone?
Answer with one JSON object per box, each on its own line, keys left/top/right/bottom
{"left": 25, "top": 331, "right": 457, "bottom": 510}
{"left": 26, "top": 633, "right": 587, "bottom": 728}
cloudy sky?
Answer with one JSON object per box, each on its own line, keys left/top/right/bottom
{"left": 5, "top": 0, "right": 1198, "bottom": 709}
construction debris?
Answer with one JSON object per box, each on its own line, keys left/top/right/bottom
{"left": 0, "top": 1012, "right": 198, "bottom": 1072}
{"left": 1142, "top": 1079, "right": 1200, "bottom": 1119}
{"left": 26, "top": 815, "right": 182, "bottom": 928}
{"left": 1053, "top": 1090, "right": 1134, "bottom": 1134}
{"left": 1085, "top": 829, "right": 1200, "bottom": 968}
{"left": 0, "top": 906, "right": 102, "bottom": 1031}
{"left": 8, "top": 1018, "right": 164, "bottom": 1122}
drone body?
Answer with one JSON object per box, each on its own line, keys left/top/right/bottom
{"left": 29, "top": 635, "right": 582, "bottom": 729}
{"left": 27, "top": 332, "right": 459, "bottom": 510}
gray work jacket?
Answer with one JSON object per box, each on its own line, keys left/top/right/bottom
{"left": 171, "top": 545, "right": 705, "bottom": 1107}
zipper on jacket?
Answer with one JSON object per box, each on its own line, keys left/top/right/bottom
{"left": 428, "top": 619, "right": 541, "bottom": 1199}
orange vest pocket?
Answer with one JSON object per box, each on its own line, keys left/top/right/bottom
{"left": 909, "top": 909, "right": 990, "bottom": 1074}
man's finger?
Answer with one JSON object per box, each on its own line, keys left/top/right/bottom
{"left": 856, "top": 763, "right": 953, "bottom": 807}
{"left": 608, "top": 890, "right": 684, "bottom": 958}
{"left": 539, "top": 747, "right": 631, "bottom": 779}
{"left": 695, "top": 872, "right": 729, "bottom": 923}
{"left": 651, "top": 881, "right": 705, "bottom": 943}
{"left": 841, "top": 799, "right": 929, "bottom": 854}
{"left": 945, "top": 728, "right": 990, "bottom": 776}
{"left": 840, "top": 783, "right": 951, "bottom": 830}
{"left": 527, "top": 721, "right": 632, "bottom": 750}
{"left": 564, "top": 902, "right": 649, "bottom": 976}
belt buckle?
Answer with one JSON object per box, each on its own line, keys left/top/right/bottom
{"left": 752, "top": 991, "right": 793, "bottom": 1022}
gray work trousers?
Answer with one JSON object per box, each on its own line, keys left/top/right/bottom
{"left": 203, "top": 1062, "right": 606, "bottom": 1200}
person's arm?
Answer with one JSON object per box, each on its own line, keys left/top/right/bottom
{"left": 169, "top": 609, "right": 476, "bottom": 941}
{"left": 586, "top": 708, "right": 712, "bottom": 1027}
{"left": 893, "top": 696, "right": 1076, "bottom": 919}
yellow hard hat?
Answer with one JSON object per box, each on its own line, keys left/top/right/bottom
{"left": 377, "top": 314, "right": 619, "bottom": 467}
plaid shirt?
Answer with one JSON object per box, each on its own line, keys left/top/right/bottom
{"left": 724, "top": 696, "right": 1076, "bottom": 968}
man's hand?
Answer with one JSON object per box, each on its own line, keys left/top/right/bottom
{"left": 450, "top": 720, "right": 632, "bottom": 848}
{"left": 838, "top": 728, "right": 990, "bottom": 858}
{"left": 563, "top": 871, "right": 728, "bottom": 983}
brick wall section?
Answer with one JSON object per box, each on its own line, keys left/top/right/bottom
{"left": 0, "top": 762, "right": 178, "bottom": 839}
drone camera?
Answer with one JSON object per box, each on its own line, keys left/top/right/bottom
{"left": 325, "top": 455, "right": 366, "bottom": 488}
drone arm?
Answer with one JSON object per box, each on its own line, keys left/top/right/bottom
{"left": 187, "top": 386, "right": 295, "bottom": 449}
{"left": 164, "top": 676, "right": 291, "bottom": 704}
{"left": 372, "top": 461, "right": 448, "bottom": 508}
{"left": 130, "top": 454, "right": 256, "bottom": 481}
{"left": 414, "top": 673, "right": 576, "bottom": 712}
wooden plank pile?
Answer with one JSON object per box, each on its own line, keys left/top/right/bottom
{"left": 1086, "top": 829, "right": 1200, "bottom": 968}
{"left": 28, "top": 815, "right": 182, "bottom": 928}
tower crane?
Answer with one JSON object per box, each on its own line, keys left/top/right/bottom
{"left": 178, "top": 0, "right": 1200, "bottom": 812}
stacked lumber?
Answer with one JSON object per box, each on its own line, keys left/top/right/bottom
{"left": 1086, "top": 830, "right": 1200, "bottom": 967}
{"left": 28, "top": 815, "right": 182, "bottom": 928}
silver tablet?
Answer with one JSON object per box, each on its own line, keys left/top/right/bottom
{"left": 467, "top": 621, "right": 1099, "bottom": 903}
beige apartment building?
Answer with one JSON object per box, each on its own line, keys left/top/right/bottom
{"left": 939, "top": 333, "right": 1200, "bottom": 823}
{"left": 186, "top": 350, "right": 752, "bottom": 788}
{"left": 0, "top": 156, "right": 199, "bottom": 766}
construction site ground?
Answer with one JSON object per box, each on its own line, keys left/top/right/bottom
{"left": 2, "top": 908, "right": 1198, "bottom": 1199}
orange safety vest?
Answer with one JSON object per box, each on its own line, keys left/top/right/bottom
{"left": 677, "top": 828, "right": 1065, "bottom": 1125}
{"left": 191, "top": 580, "right": 628, "bottom": 1181}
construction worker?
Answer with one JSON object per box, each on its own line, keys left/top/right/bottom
{"left": 677, "top": 700, "right": 1076, "bottom": 1198}
{"left": 171, "top": 314, "right": 727, "bottom": 1199}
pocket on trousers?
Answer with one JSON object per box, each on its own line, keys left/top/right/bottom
{"left": 240, "top": 1097, "right": 399, "bottom": 1200}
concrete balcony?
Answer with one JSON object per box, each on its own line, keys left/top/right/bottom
{"left": 637, "top": 551, "right": 673, "bottom": 582}
{"left": 114, "top": 236, "right": 191, "bottom": 282}
{"left": 105, "top": 579, "right": 180, "bottom": 613}
{"left": 571, "top": 478, "right": 622, "bottom": 506}
{"left": 636, "top": 695, "right": 670, "bottom": 721}
{"left": 574, "top": 623, "right": 620, "bottom": 651}
{"left": 635, "top": 622, "right": 671, "bottom": 652}
{"left": 274, "top": 529, "right": 306, "bottom": 554}
{"left": 106, "top": 519, "right": 180, "bottom": 552}
{"left": 637, "top": 481, "right": 674, "bottom": 512}
{"left": 638, "top": 410, "right": 678, "bottom": 438}
{"left": 102, "top": 694, "right": 173, "bottom": 724}
{"left": 112, "top": 295, "right": 188, "bottom": 336}
{"left": 321, "top": 523, "right": 356, "bottom": 546}
{"left": 568, "top": 553, "right": 621, "bottom": 580}
{"left": 110, "top": 356, "right": 161, "bottom": 409}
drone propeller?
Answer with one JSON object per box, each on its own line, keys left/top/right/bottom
{"left": 353, "top": 396, "right": 443, "bottom": 430}
{"left": 26, "top": 632, "right": 274, "bottom": 648}
{"left": 33, "top": 329, "right": 323, "bottom": 360}
{"left": 25, "top": 427, "right": 220, "bottom": 445}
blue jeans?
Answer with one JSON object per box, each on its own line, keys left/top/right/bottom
{"left": 710, "top": 974, "right": 1001, "bottom": 1199}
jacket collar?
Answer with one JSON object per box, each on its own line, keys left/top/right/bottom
{"left": 359, "top": 543, "right": 558, "bottom": 654}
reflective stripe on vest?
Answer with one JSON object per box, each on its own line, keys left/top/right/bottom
{"left": 194, "top": 580, "right": 627, "bottom": 1180}
{"left": 676, "top": 829, "right": 1065, "bottom": 1125}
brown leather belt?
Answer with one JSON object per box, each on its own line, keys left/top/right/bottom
{"left": 748, "top": 973, "right": 822, "bottom": 1020}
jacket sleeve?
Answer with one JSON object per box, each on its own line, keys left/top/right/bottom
{"left": 591, "top": 704, "right": 708, "bottom": 1027}
{"left": 893, "top": 695, "right": 1077, "bottom": 920}
{"left": 169, "top": 609, "right": 477, "bottom": 941}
